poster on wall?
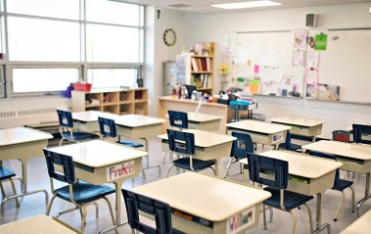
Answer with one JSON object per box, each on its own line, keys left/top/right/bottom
{"left": 292, "top": 50, "right": 305, "bottom": 67}
{"left": 293, "top": 30, "right": 307, "bottom": 48}
{"left": 306, "top": 51, "right": 320, "bottom": 67}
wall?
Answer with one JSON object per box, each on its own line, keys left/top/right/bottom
{"left": 145, "top": 7, "right": 185, "bottom": 116}
{"left": 183, "top": 3, "right": 371, "bottom": 137}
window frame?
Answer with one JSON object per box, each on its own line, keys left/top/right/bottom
{"left": 0, "top": 0, "right": 144, "bottom": 98}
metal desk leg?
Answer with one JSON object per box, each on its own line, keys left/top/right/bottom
{"left": 214, "top": 159, "right": 220, "bottom": 177}
{"left": 139, "top": 138, "right": 161, "bottom": 177}
{"left": 355, "top": 172, "right": 371, "bottom": 218}
{"left": 21, "top": 159, "right": 28, "bottom": 192}
{"left": 114, "top": 180, "right": 124, "bottom": 224}
{"left": 312, "top": 193, "right": 331, "bottom": 234}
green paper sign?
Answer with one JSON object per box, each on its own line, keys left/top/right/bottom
{"left": 315, "top": 34, "right": 327, "bottom": 51}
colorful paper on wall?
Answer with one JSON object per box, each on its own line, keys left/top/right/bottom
{"left": 293, "top": 30, "right": 307, "bottom": 48}
{"left": 314, "top": 34, "right": 327, "bottom": 51}
{"left": 306, "top": 51, "right": 320, "bottom": 68}
{"left": 292, "top": 50, "right": 305, "bottom": 67}
{"left": 305, "top": 68, "right": 319, "bottom": 85}
{"left": 249, "top": 79, "right": 260, "bottom": 94}
{"left": 218, "top": 64, "right": 231, "bottom": 75}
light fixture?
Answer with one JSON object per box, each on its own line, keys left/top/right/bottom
{"left": 211, "top": 1, "right": 282, "bottom": 10}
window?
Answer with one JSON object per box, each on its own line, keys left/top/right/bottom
{"left": 8, "top": 17, "right": 80, "bottom": 62}
{"left": 7, "top": 0, "right": 79, "bottom": 20}
{"left": 86, "top": 24, "right": 139, "bottom": 63}
{"left": 88, "top": 68, "right": 137, "bottom": 89}
{"left": 0, "top": 67, "right": 4, "bottom": 98}
{"left": 12, "top": 68, "right": 79, "bottom": 94}
{"left": 86, "top": 0, "right": 140, "bottom": 26}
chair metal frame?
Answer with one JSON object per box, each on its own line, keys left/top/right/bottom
{"left": 44, "top": 150, "right": 116, "bottom": 232}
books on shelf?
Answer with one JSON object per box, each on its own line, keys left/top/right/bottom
{"left": 191, "top": 57, "right": 211, "bottom": 72}
{"left": 192, "top": 74, "right": 210, "bottom": 88}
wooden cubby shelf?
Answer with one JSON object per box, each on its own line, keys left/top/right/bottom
{"left": 72, "top": 88, "right": 148, "bottom": 115}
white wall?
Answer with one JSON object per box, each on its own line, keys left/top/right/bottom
{"left": 145, "top": 7, "right": 185, "bottom": 116}
{"left": 182, "top": 3, "right": 371, "bottom": 138}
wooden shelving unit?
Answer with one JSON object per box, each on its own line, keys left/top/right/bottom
{"left": 71, "top": 88, "right": 148, "bottom": 115}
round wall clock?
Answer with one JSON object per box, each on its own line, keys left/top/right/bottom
{"left": 163, "top": 29, "right": 177, "bottom": 46}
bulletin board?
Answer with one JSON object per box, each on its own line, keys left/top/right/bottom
{"left": 305, "top": 28, "right": 371, "bottom": 103}
{"left": 222, "top": 30, "right": 306, "bottom": 97}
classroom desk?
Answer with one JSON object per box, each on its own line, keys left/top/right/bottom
{"left": 158, "top": 129, "right": 236, "bottom": 176}
{"left": 0, "top": 215, "right": 84, "bottom": 234}
{"left": 340, "top": 209, "right": 371, "bottom": 234}
{"left": 133, "top": 172, "right": 271, "bottom": 234}
{"left": 72, "top": 110, "right": 120, "bottom": 132}
{"left": 187, "top": 112, "right": 223, "bottom": 131}
{"left": 302, "top": 140, "right": 371, "bottom": 218}
{"left": 45, "top": 140, "right": 147, "bottom": 224}
{"left": 0, "top": 127, "right": 53, "bottom": 191}
{"left": 240, "top": 151, "right": 342, "bottom": 234}
{"left": 226, "top": 120, "right": 291, "bottom": 149}
{"left": 115, "top": 114, "right": 165, "bottom": 176}
{"left": 270, "top": 115, "right": 325, "bottom": 142}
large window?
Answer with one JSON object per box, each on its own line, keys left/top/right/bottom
{"left": 0, "top": 0, "right": 144, "bottom": 97}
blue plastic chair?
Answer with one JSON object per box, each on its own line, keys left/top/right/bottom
{"left": 309, "top": 151, "right": 355, "bottom": 221}
{"left": 353, "top": 124, "right": 371, "bottom": 145}
{"left": 247, "top": 153, "right": 313, "bottom": 234}
{"left": 43, "top": 149, "right": 116, "bottom": 231}
{"left": 278, "top": 131, "right": 302, "bottom": 152}
{"left": 122, "top": 189, "right": 184, "bottom": 234}
{"left": 57, "top": 110, "right": 99, "bottom": 146}
{"left": 168, "top": 111, "right": 188, "bottom": 129}
{"left": 224, "top": 132, "right": 254, "bottom": 178}
{"left": 98, "top": 117, "right": 143, "bottom": 148}
{"left": 0, "top": 167, "right": 21, "bottom": 215}
{"left": 165, "top": 129, "right": 216, "bottom": 177}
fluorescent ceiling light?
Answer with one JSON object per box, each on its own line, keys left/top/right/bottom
{"left": 212, "top": 1, "right": 282, "bottom": 9}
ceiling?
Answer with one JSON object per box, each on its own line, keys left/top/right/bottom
{"left": 122, "top": 0, "right": 371, "bottom": 14}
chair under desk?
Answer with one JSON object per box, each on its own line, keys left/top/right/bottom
{"left": 226, "top": 120, "right": 291, "bottom": 150}
{"left": 158, "top": 129, "right": 236, "bottom": 176}
{"left": 240, "top": 150, "right": 342, "bottom": 234}
{"left": 269, "top": 115, "right": 326, "bottom": 142}
{"left": 44, "top": 140, "right": 147, "bottom": 225}
{"left": 340, "top": 209, "right": 371, "bottom": 234}
{"left": 72, "top": 110, "right": 120, "bottom": 132}
{"left": 0, "top": 215, "right": 84, "bottom": 234}
{"left": 133, "top": 172, "right": 271, "bottom": 234}
{"left": 302, "top": 140, "right": 371, "bottom": 218}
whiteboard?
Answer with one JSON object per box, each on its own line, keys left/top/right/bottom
{"left": 308, "top": 29, "right": 371, "bottom": 103}
{"left": 222, "top": 31, "right": 306, "bottom": 97}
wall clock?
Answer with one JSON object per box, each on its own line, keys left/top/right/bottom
{"left": 163, "top": 29, "right": 177, "bottom": 46}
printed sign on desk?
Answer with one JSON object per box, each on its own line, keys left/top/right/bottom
{"left": 227, "top": 206, "right": 255, "bottom": 234}
{"left": 107, "top": 161, "right": 135, "bottom": 181}
{"left": 272, "top": 131, "right": 284, "bottom": 143}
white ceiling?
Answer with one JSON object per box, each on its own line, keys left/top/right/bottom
{"left": 123, "top": 0, "right": 371, "bottom": 14}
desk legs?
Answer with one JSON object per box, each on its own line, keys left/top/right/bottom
{"left": 312, "top": 193, "right": 331, "bottom": 234}
{"left": 355, "top": 172, "right": 371, "bottom": 218}
{"left": 139, "top": 138, "right": 161, "bottom": 177}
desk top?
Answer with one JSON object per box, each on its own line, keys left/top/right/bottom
{"left": 240, "top": 151, "right": 342, "bottom": 179}
{"left": 115, "top": 114, "right": 165, "bottom": 127}
{"left": 227, "top": 120, "right": 291, "bottom": 134}
{"left": 0, "top": 215, "right": 81, "bottom": 234}
{"left": 133, "top": 173, "right": 271, "bottom": 221}
{"left": 46, "top": 140, "right": 147, "bottom": 168}
{"left": 302, "top": 140, "right": 371, "bottom": 161}
{"left": 270, "top": 115, "right": 326, "bottom": 127}
{"left": 72, "top": 110, "right": 120, "bottom": 122}
{"left": 0, "top": 127, "right": 53, "bottom": 146}
{"left": 347, "top": 123, "right": 371, "bottom": 131}
{"left": 159, "top": 96, "right": 228, "bottom": 108}
{"left": 158, "top": 129, "right": 236, "bottom": 148}
{"left": 188, "top": 112, "right": 223, "bottom": 123}
{"left": 340, "top": 209, "right": 371, "bottom": 234}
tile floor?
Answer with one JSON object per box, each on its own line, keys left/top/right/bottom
{"left": 0, "top": 137, "right": 370, "bottom": 234}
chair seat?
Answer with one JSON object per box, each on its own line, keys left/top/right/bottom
{"left": 290, "top": 143, "right": 302, "bottom": 151}
{"left": 263, "top": 187, "right": 313, "bottom": 210}
{"left": 0, "top": 167, "right": 16, "bottom": 180}
{"left": 278, "top": 143, "right": 302, "bottom": 152}
{"left": 55, "top": 181, "right": 115, "bottom": 204}
{"left": 334, "top": 179, "right": 353, "bottom": 191}
{"left": 116, "top": 140, "right": 143, "bottom": 148}
{"left": 62, "top": 132, "right": 99, "bottom": 141}
{"left": 173, "top": 158, "right": 215, "bottom": 171}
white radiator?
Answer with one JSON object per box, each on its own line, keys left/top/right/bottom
{"left": 0, "top": 97, "right": 71, "bottom": 128}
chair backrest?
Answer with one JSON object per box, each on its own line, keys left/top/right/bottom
{"left": 280, "top": 130, "right": 293, "bottom": 150}
{"left": 98, "top": 117, "right": 117, "bottom": 138}
{"left": 122, "top": 189, "right": 173, "bottom": 234}
{"left": 57, "top": 109, "right": 74, "bottom": 128}
{"left": 230, "top": 132, "right": 254, "bottom": 159}
{"left": 168, "top": 111, "right": 188, "bottom": 129}
{"left": 247, "top": 153, "right": 289, "bottom": 189}
{"left": 353, "top": 124, "right": 371, "bottom": 145}
{"left": 166, "top": 129, "right": 195, "bottom": 155}
{"left": 43, "top": 149, "right": 75, "bottom": 184}
{"left": 309, "top": 151, "right": 339, "bottom": 187}
{"left": 332, "top": 130, "right": 351, "bottom": 143}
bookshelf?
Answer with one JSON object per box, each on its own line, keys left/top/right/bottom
{"left": 71, "top": 88, "right": 148, "bottom": 115}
